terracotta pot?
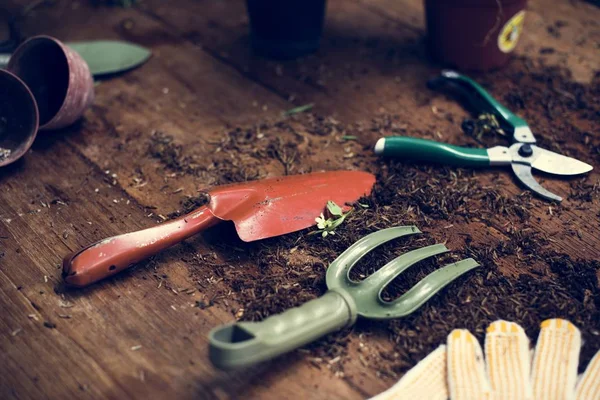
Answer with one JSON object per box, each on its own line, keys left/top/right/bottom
{"left": 0, "top": 69, "right": 39, "bottom": 167}
{"left": 425, "top": 0, "right": 527, "bottom": 71}
{"left": 7, "top": 35, "right": 94, "bottom": 130}
{"left": 246, "top": 0, "right": 327, "bottom": 59}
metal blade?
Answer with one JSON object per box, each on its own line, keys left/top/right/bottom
{"left": 530, "top": 147, "right": 593, "bottom": 176}
{"left": 511, "top": 163, "right": 562, "bottom": 202}
{"left": 208, "top": 171, "right": 376, "bottom": 242}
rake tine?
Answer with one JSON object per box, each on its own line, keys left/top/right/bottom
{"left": 361, "top": 244, "right": 448, "bottom": 292}
{"left": 384, "top": 258, "right": 480, "bottom": 317}
{"left": 326, "top": 226, "right": 421, "bottom": 289}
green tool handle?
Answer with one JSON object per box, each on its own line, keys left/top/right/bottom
{"left": 208, "top": 291, "right": 354, "bottom": 369}
{"left": 430, "top": 71, "right": 530, "bottom": 136}
{"left": 376, "top": 137, "right": 490, "bottom": 167}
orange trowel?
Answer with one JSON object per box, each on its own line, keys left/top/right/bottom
{"left": 63, "top": 171, "right": 376, "bottom": 288}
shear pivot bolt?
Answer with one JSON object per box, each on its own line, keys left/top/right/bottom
{"left": 518, "top": 144, "right": 533, "bottom": 157}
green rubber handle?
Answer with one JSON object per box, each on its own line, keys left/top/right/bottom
{"left": 377, "top": 137, "right": 490, "bottom": 167}
{"left": 433, "top": 71, "right": 530, "bottom": 134}
{"left": 208, "top": 291, "right": 353, "bottom": 369}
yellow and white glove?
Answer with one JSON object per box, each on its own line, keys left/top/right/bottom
{"left": 371, "top": 345, "right": 449, "bottom": 400}
{"left": 372, "top": 319, "right": 600, "bottom": 400}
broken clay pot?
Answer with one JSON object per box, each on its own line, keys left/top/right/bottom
{"left": 7, "top": 35, "right": 94, "bottom": 130}
{"left": 0, "top": 69, "right": 39, "bottom": 167}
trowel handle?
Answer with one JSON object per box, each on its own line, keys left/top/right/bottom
{"left": 208, "top": 291, "right": 354, "bottom": 369}
{"left": 62, "top": 206, "right": 221, "bottom": 288}
{"left": 428, "top": 70, "right": 531, "bottom": 136}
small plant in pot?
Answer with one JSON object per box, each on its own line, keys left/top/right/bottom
{"left": 425, "top": 0, "right": 527, "bottom": 71}
{"left": 245, "top": 0, "right": 327, "bottom": 60}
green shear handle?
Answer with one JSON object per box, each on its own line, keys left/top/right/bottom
{"left": 429, "top": 70, "right": 535, "bottom": 144}
{"left": 374, "top": 137, "right": 491, "bottom": 167}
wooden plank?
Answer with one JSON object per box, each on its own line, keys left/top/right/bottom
{"left": 1, "top": 3, "right": 370, "bottom": 398}
{"left": 132, "top": 0, "right": 600, "bottom": 264}
{"left": 137, "top": 0, "right": 431, "bottom": 119}
{"left": 15, "top": 1, "right": 294, "bottom": 212}
{"left": 1, "top": 0, "right": 598, "bottom": 399}
{"left": 0, "top": 268, "right": 124, "bottom": 400}
{"left": 0, "top": 141, "right": 201, "bottom": 398}
{"left": 0, "top": 141, "right": 364, "bottom": 399}
{"left": 2, "top": 4, "right": 373, "bottom": 397}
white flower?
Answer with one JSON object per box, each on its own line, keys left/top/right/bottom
{"left": 316, "top": 213, "right": 327, "bottom": 229}
{"left": 314, "top": 201, "right": 353, "bottom": 238}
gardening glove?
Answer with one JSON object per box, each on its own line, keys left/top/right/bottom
{"left": 448, "top": 318, "right": 579, "bottom": 400}
{"left": 370, "top": 319, "right": 600, "bottom": 400}
{"left": 371, "top": 345, "right": 449, "bottom": 400}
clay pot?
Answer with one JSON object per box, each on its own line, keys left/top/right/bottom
{"left": 0, "top": 69, "right": 39, "bottom": 167}
{"left": 246, "top": 0, "right": 327, "bottom": 59}
{"left": 7, "top": 35, "right": 94, "bottom": 130}
{"left": 425, "top": 0, "right": 527, "bottom": 71}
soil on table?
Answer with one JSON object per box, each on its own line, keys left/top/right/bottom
{"left": 145, "top": 57, "right": 600, "bottom": 379}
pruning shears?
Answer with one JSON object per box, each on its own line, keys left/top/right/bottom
{"left": 375, "top": 70, "right": 593, "bottom": 202}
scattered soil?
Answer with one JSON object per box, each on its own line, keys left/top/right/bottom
{"left": 145, "top": 57, "right": 600, "bottom": 378}
{"left": 43, "top": 321, "right": 57, "bottom": 329}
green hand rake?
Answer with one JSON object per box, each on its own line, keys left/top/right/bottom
{"left": 209, "top": 226, "right": 479, "bottom": 369}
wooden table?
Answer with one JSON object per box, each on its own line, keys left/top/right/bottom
{"left": 1, "top": 0, "right": 599, "bottom": 399}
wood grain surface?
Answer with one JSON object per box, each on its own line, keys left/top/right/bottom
{"left": 1, "top": 0, "right": 599, "bottom": 399}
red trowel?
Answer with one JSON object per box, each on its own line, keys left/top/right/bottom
{"left": 63, "top": 171, "right": 376, "bottom": 288}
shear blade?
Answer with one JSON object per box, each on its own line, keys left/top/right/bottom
{"left": 529, "top": 147, "right": 593, "bottom": 176}
{"left": 510, "top": 143, "right": 593, "bottom": 176}
{"left": 511, "top": 163, "right": 562, "bottom": 202}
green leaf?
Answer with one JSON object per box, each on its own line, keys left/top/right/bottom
{"left": 314, "top": 201, "right": 355, "bottom": 238}
{"left": 328, "top": 217, "right": 345, "bottom": 230}
{"left": 342, "top": 135, "right": 358, "bottom": 141}
{"left": 329, "top": 210, "right": 351, "bottom": 230}
{"left": 326, "top": 201, "right": 343, "bottom": 217}
{"left": 67, "top": 40, "right": 152, "bottom": 76}
{"left": 284, "top": 103, "right": 314, "bottom": 116}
